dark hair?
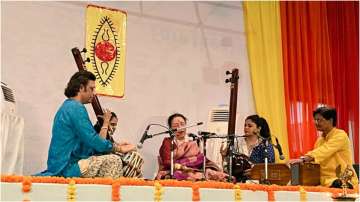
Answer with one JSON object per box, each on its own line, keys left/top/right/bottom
{"left": 94, "top": 112, "right": 117, "bottom": 133}
{"left": 245, "top": 115, "right": 271, "bottom": 139}
{"left": 167, "top": 113, "right": 187, "bottom": 127}
{"left": 313, "top": 106, "right": 337, "bottom": 126}
{"left": 64, "top": 70, "right": 96, "bottom": 98}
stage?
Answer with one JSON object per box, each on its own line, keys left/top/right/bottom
{"left": 1, "top": 176, "right": 358, "bottom": 201}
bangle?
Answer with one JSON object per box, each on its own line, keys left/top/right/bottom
{"left": 101, "top": 127, "right": 108, "bottom": 130}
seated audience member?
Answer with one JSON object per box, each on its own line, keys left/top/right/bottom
{"left": 156, "top": 113, "right": 228, "bottom": 181}
{"left": 35, "top": 70, "right": 127, "bottom": 179}
{"left": 290, "top": 106, "right": 358, "bottom": 188}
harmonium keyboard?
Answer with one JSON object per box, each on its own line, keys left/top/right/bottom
{"left": 249, "top": 163, "right": 320, "bottom": 186}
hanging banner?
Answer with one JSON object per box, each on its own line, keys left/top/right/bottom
{"left": 85, "top": 4, "right": 127, "bottom": 97}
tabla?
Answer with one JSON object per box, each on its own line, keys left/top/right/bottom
{"left": 115, "top": 151, "right": 144, "bottom": 178}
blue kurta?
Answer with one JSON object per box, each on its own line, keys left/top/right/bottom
{"left": 35, "top": 99, "right": 113, "bottom": 177}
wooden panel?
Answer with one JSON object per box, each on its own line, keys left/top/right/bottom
{"left": 290, "top": 163, "right": 320, "bottom": 186}
{"left": 250, "top": 163, "right": 291, "bottom": 185}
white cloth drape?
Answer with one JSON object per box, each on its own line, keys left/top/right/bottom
{"left": 1, "top": 112, "right": 24, "bottom": 174}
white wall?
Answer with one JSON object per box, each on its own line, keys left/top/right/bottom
{"left": 1, "top": 1, "right": 255, "bottom": 178}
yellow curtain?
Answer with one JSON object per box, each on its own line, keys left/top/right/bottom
{"left": 243, "top": 1, "right": 289, "bottom": 162}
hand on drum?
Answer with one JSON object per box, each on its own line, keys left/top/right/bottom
{"left": 121, "top": 144, "right": 136, "bottom": 153}
{"left": 114, "top": 142, "right": 136, "bottom": 153}
{"left": 117, "top": 140, "right": 131, "bottom": 146}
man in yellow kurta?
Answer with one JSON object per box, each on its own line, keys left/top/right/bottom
{"left": 294, "top": 107, "right": 358, "bottom": 188}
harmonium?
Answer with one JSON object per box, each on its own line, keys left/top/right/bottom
{"left": 249, "top": 163, "right": 320, "bottom": 186}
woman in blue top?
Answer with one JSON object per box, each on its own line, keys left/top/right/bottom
{"left": 221, "top": 115, "right": 275, "bottom": 182}
{"left": 240, "top": 115, "right": 275, "bottom": 164}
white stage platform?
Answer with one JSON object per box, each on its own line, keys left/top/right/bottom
{"left": 1, "top": 176, "right": 359, "bottom": 201}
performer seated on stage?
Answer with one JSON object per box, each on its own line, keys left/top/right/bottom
{"left": 156, "top": 113, "right": 228, "bottom": 181}
{"left": 35, "top": 70, "right": 127, "bottom": 179}
{"left": 220, "top": 115, "right": 275, "bottom": 182}
{"left": 221, "top": 115, "right": 276, "bottom": 162}
{"left": 290, "top": 106, "right": 358, "bottom": 188}
{"left": 93, "top": 111, "right": 136, "bottom": 154}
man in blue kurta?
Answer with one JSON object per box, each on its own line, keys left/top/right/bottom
{"left": 36, "top": 70, "right": 126, "bottom": 178}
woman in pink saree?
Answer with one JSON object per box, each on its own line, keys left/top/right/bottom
{"left": 156, "top": 113, "right": 228, "bottom": 181}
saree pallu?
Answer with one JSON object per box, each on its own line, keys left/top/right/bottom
{"left": 156, "top": 138, "right": 228, "bottom": 181}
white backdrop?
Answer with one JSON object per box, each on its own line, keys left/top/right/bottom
{"left": 1, "top": 1, "right": 255, "bottom": 178}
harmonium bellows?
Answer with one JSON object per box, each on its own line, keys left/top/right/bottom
{"left": 249, "top": 163, "right": 320, "bottom": 186}
{"left": 290, "top": 162, "right": 320, "bottom": 186}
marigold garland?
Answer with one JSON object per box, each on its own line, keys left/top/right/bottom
{"left": 154, "top": 181, "right": 164, "bottom": 202}
{"left": 67, "top": 179, "right": 76, "bottom": 202}
{"left": 22, "top": 176, "right": 32, "bottom": 202}
{"left": 233, "top": 184, "right": 242, "bottom": 202}
{"left": 112, "top": 180, "right": 121, "bottom": 202}
{"left": 2, "top": 175, "right": 359, "bottom": 201}
{"left": 192, "top": 184, "right": 200, "bottom": 201}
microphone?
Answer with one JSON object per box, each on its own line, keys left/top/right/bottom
{"left": 275, "top": 137, "right": 285, "bottom": 160}
{"left": 137, "top": 125, "right": 151, "bottom": 149}
{"left": 188, "top": 133, "right": 199, "bottom": 140}
{"left": 172, "top": 122, "right": 203, "bottom": 133}
{"left": 147, "top": 122, "right": 204, "bottom": 139}
{"left": 198, "top": 131, "right": 217, "bottom": 136}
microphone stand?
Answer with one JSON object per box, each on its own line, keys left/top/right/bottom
{"left": 198, "top": 132, "right": 217, "bottom": 180}
{"left": 228, "top": 138, "right": 235, "bottom": 182}
{"left": 201, "top": 135, "right": 206, "bottom": 180}
{"left": 200, "top": 133, "right": 247, "bottom": 182}
{"left": 170, "top": 131, "right": 175, "bottom": 179}
{"left": 147, "top": 122, "right": 203, "bottom": 179}
{"left": 261, "top": 137, "right": 271, "bottom": 185}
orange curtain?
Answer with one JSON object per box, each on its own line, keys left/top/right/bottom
{"left": 280, "top": 2, "right": 359, "bottom": 162}
{"left": 326, "top": 1, "right": 359, "bottom": 163}
{"left": 280, "top": 2, "right": 335, "bottom": 158}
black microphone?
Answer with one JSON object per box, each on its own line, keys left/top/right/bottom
{"left": 137, "top": 125, "right": 151, "bottom": 149}
{"left": 149, "top": 122, "right": 204, "bottom": 137}
{"left": 275, "top": 137, "right": 285, "bottom": 160}
{"left": 172, "top": 122, "right": 204, "bottom": 133}
{"left": 198, "top": 131, "right": 216, "bottom": 136}
{"left": 188, "top": 133, "right": 199, "bottom": 140}
{"left": 188, "top": 133, "right": 201, "bottom": 146}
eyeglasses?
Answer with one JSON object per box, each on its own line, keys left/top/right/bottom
{"left": 171, "top": 122, "right": 186, "bottom": 128}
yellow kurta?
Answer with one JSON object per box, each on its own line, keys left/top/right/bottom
{"left": 306, "top": 128, "right": 358, "bottom": 187}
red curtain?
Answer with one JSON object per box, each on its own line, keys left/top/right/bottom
{"left": 326, "top": 1, "right": 359, "bottom": 163}
{"left": 280, "top": 1, "right": 359, "bottom": 162}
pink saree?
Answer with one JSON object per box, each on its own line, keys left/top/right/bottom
{"left": 156, "top": 137, "right": 228, "bottom": 181}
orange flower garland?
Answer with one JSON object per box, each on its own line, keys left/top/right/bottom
{"left": 112, "top": 180, "right": 121, "bottom": 202}
{"left": 2, "top": 175, "right": 359, "bottom": 202}
{"left": 22, "top": 176, "right": 32, "bottom": 202}
{"left": 192, "top": 184, "right": 200, "bottom": 201}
